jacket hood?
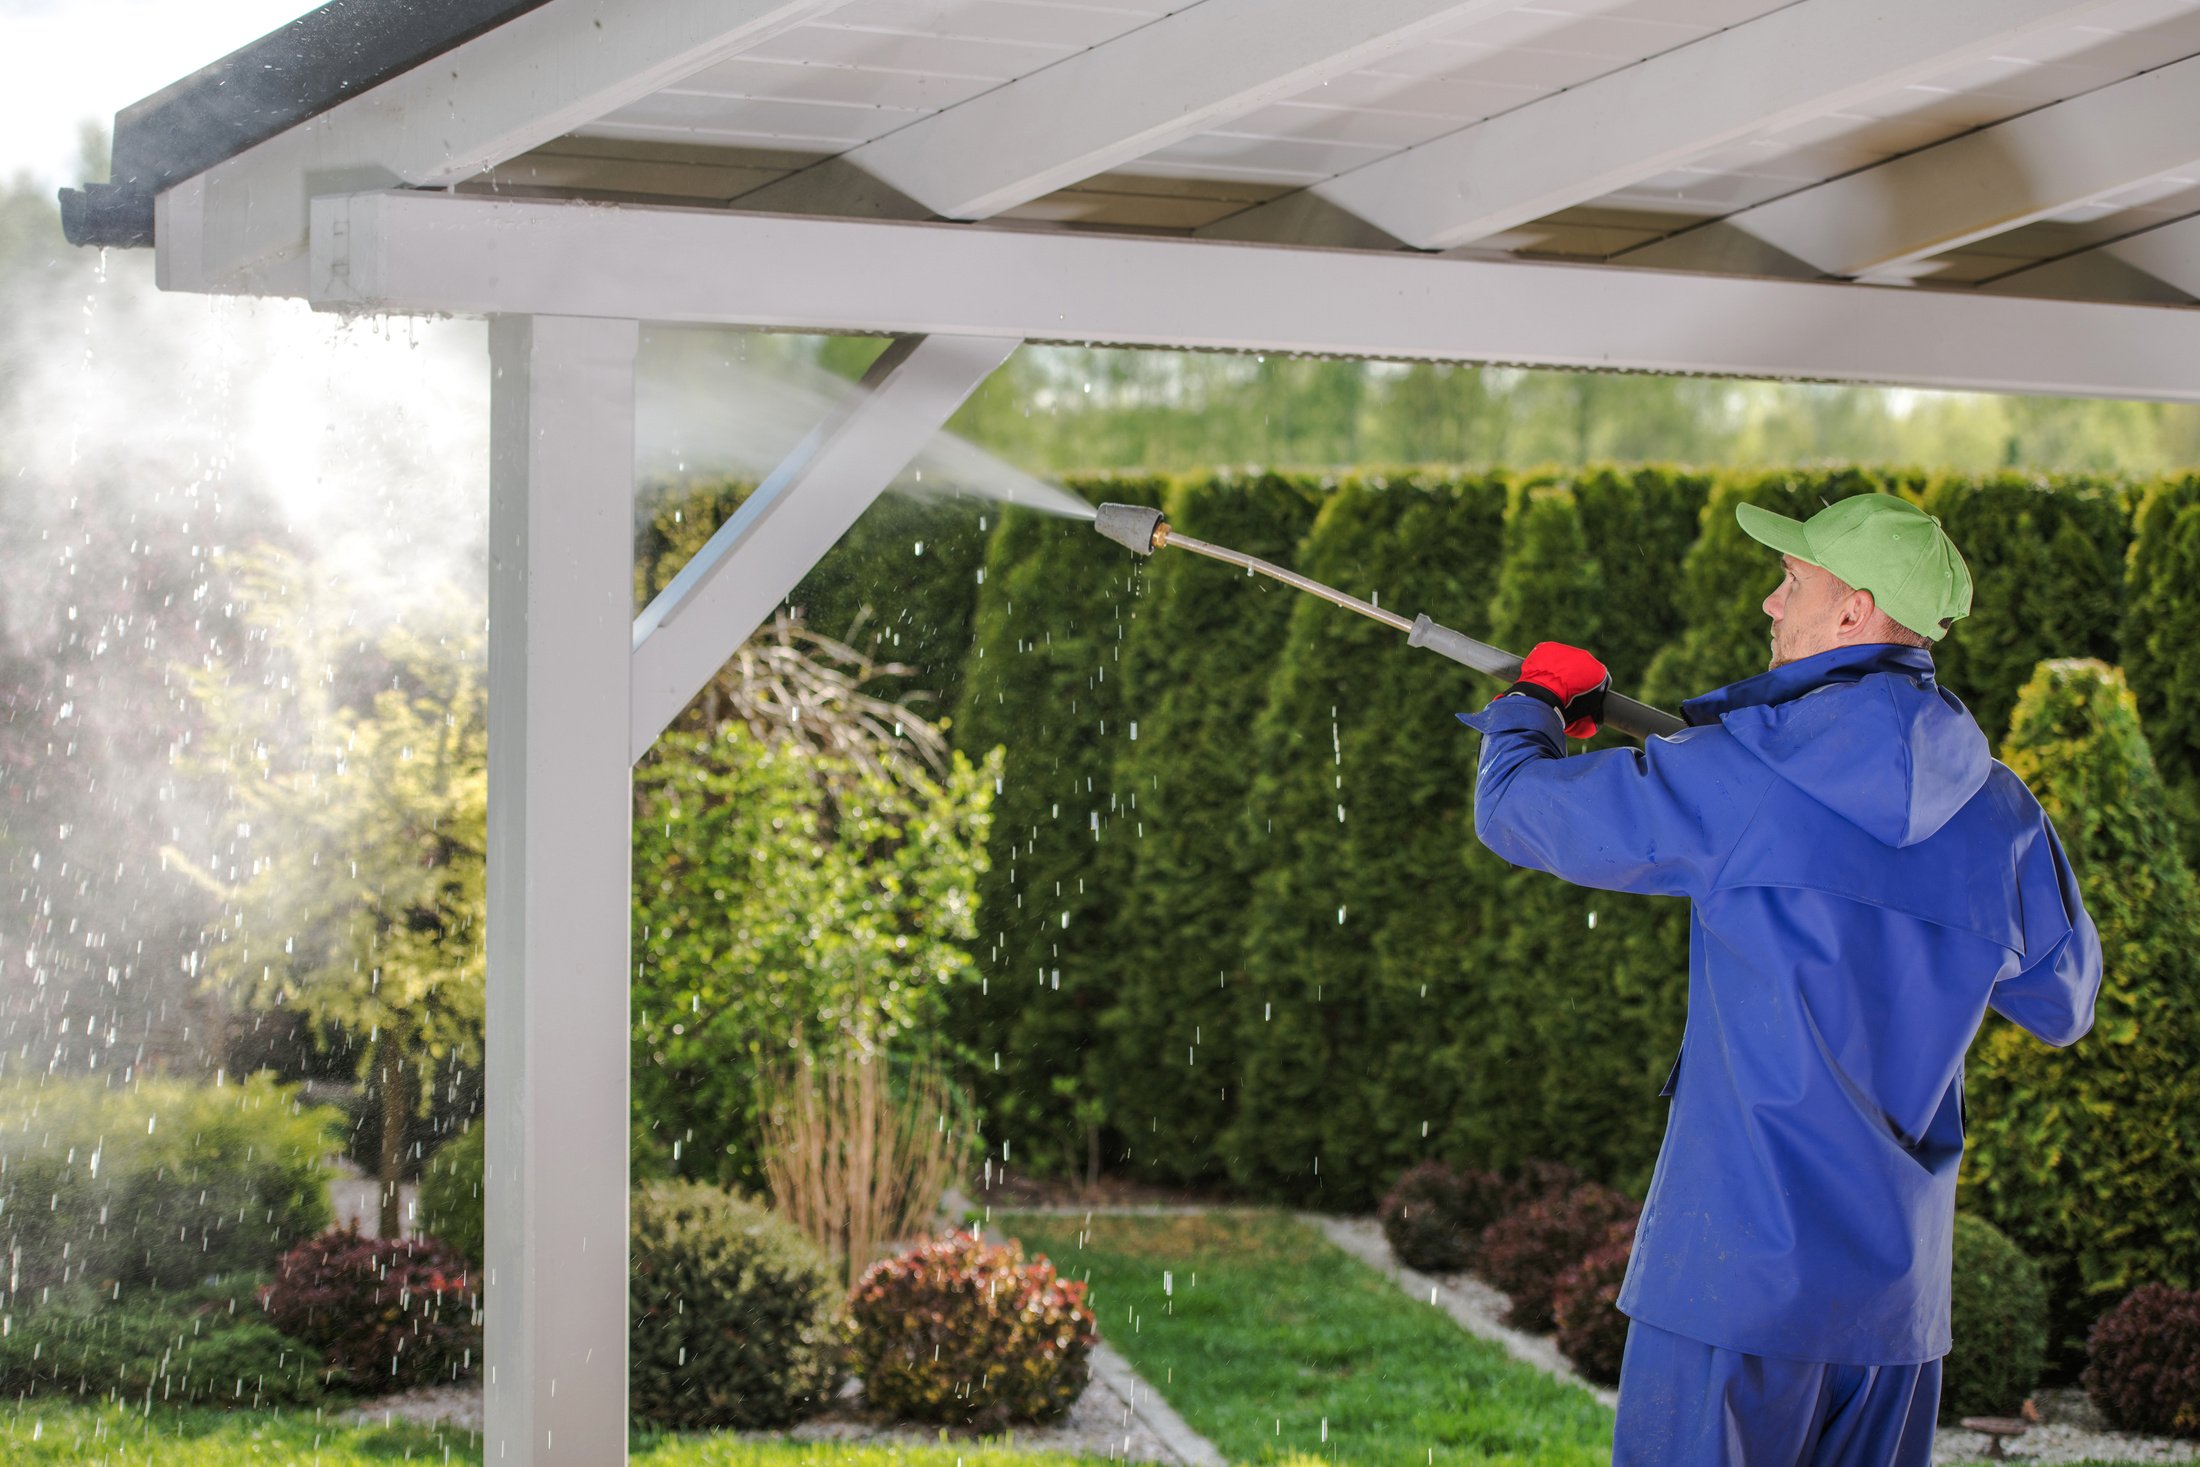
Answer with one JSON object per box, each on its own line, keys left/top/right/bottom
{"left": 1681, "top": 643, "right": 1990, "bottom": 848}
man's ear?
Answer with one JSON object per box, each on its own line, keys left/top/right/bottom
{"left": 1840, "top": 587, "right": 1877, "bottom": 637}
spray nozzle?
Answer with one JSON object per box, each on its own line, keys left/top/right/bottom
{"left": 1093, "top": 503, "right": 1168, "bottom": 556}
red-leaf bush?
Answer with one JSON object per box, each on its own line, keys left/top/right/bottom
{"left": 2084, "top": 1284, "right": 2200, "bottom": 1437}
{"left": 1379, "top": 1162, "right": 1517, "bottom": 1274}
{"left": 1552, "top": 1216, "right": 1636, "bottom": 1386}
{"left": 261, "top": 1227, "right": 478, "bottom": 1393}
{"left": 1479, "top": 1181, "right": 1640, "bottom": 1332}
{"left": 847, "top": 1229, "right": 1096, "bottom": 1429}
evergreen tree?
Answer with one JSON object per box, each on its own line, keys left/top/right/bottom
{"left": 1923, "top": 476, "right": 2127, "bottom": 745}
{"left": 1228, "top": 473, "right": 1508, "bottom": 1207}
{"left": 2118, "top": 475, "right": 2200, "bottom": 867}
{"left": 1444, "top": 475, "right": 1705, "bottom": 1189}
{"left": 1100, "top": 471, "right": 1325, "bottom": 1184}
{"left": 949, "top": 477, "right": 1168, "bottom": 1179}
{"left": 1965, "top": 659, "right": 2200, "bottom": 1370}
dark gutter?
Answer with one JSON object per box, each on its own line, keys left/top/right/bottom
{"left": 59, "top": 0, "right": 553, "bottom": 249}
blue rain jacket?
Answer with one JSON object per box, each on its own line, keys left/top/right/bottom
{"left": 1456, "top": 642, "right": 2101, "bottom": 1364}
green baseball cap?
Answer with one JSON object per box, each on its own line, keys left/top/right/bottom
{"left": 1735, "top": 493, "right": 1972, "bottom": 641}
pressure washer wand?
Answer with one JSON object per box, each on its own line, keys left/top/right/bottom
{"left": 1092, "top": 503, "right": 1686, "bottom": 743}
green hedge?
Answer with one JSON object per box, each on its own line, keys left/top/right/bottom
{"left": 0, "top": 1074, "right": 337, "bottom": 1294}
{"left": 949, "top": 477, "right": 1167, "bottom": 1177}
{"left": 1227, "top": 473, "right": 1509, "bottom": 1205}
{"left": 0, "top": 1284, "right": 327, "bottom": 1409}
{"left": 936, "top": 464, "right": 2197, "bottom": 1239}
{"left": 1099, "top": 471, "right": 1325, "bottom": 1184}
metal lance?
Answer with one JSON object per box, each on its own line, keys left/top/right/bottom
{"left": 1089, "top": 502, "right": 1686, "bottom": 743}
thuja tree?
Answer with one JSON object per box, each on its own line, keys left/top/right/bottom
{"left": 1228, "top": 473, "right": 1508, "bottom": 1207}
{"left": 950, "top": 476, "right": 1167, "bottom": 1179}
{"left": 1447, "top": 476, "right": 1702, "bottom": 1187}
{"left": 1923, "top": 475, "right": 2128, "bottom": 746}
{"left": 638, "top": 479, "right": 988, "bottom": 723}
{"left": 1965, "top": 659, "right": 2200, "bottom": 1370}
{"left": 2118, "top": 475, "right": 2200, "bottom": 866}
{"left": 1100, "top": 470, "right": 1324, "bottom": 1184}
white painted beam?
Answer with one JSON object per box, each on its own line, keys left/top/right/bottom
{"left": 2104, "top": 213, "right": 2200, "bottom": 299}
{"left": 311, "top": 190, "right": 2200, "bottom": 402}
{"left": 735, "top": 0, "right": 1533, "bottom": 221}
{"left": 155, "top": 0, "right": 849, "bottom": 294}
{"left": 1201, "top": 0, "right": 2120, "bottom": 251}
{"left": 485, "top": 314, "right": 638, "bottom": 1467}
{"left": 630, "top": 333, "right": 1017, "bottom": 761}
{"left": 1702, "top": 54, "right": 2200, "bottom": 279}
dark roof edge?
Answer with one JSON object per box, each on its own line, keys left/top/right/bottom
{"left": 61, "top": 0, "right": 553, "bottom": 249}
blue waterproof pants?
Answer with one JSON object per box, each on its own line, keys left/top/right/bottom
{"left": 1612, "top": 1319, "right": 1941, "bottom": 1467}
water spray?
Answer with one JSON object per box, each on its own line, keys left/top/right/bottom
{"left": 1092, "top": 504, "right": 1685, "bottom": 742}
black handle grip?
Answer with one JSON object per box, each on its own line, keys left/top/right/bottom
{"left": 1407, "top": 614, "right": 1687, "bottom": 743}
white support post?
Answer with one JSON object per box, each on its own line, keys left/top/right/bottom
{"left": 630, "top": 332, "right": 1017, "bottom": 762}
{"left": 486, "top": 314, "right": 639, "bottom": 1466}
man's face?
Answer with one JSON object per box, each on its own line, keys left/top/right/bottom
{"left": 1761, "top": 553, "right": 1848, "bottom": 670}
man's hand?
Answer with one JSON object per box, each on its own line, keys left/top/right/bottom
{"left": 1496, "top": 641, "right": 1612, "bottom": 739}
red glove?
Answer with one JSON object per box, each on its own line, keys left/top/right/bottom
{"left": 1494, "top": 640, "right": 1611, "bottom": 739}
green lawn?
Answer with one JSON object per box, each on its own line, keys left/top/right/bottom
{"left": 993, "top": 1209, "right": 1614, "bottom": 1466}
{"left": 0, "top": 1401, "right": 1114, "bottom": 1465}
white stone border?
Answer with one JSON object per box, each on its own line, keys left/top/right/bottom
{"left": 1089, "top": 1340, "right": 1229, "bottom": 1467}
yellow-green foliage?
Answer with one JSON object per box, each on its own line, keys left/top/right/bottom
{"left": 0, "top": 1073, "right": 337, "bottom": 1292}
{"left": 1965, "top": 660, "right": 2200, "bottom": 1365}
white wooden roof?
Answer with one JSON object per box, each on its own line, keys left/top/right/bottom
{"left": 82, "top": 0, "right": 2200, "bottom": 397}
{"left": 450, "top": 0, "right": 2200, "bottom": 303}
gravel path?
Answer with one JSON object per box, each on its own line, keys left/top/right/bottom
{"left": 337, "top": 1342, "right": 1222, "bottom": 1464}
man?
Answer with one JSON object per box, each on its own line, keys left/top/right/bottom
{"left": 1457, "top": 493, "right": 2102, "bottom": 1466}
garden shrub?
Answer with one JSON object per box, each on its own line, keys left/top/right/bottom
{"left": 1479, "top": 1181, "right": 1640, "bottom": 1332}
{"left": 847, "top": 1229, "right": 1095, "bottom": 1429}
{"left": 1378, "top": 1161, "right": 1515, "bottom": 1274}
{"left": 0, "top": 1073, "right": 338, "bottom": 1293}
{"left": 631, "top": 723, "right": 997, "bottom": 1190}
{"left": 628, "top": 1181, "right": 843, "bottom": 1430}
{"left": 1965, "top": 661, "right": 2200, "bottom": 1369}
{"left": 0, "top": 1283, "right": 326, "bottom": 1408}
{"left": 2083, "top": 1283, "right": 2200, "bottom": 1436}
{"left": 1552, "top": 1216, "right": 1636, "bottom": 1387}
{"left": 416, "top": 1123, "right": 485, "bottom": 1269}
{"left": 263, "top": 1228, "right": 478, "bottom": 1394}
{"left": 1944, "top": 1212, "right": 2050, "bottom": 1420}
